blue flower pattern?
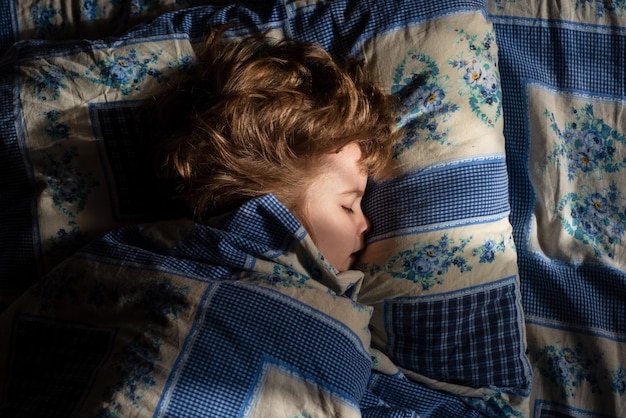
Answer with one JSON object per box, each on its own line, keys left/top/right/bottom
{"left": 117, "top": 332, "right": 162, "bottom": 407}
{"left": 254, "top": 265, "right": 311, "bottom": 289}
{"left": 575, "top": 0, "right": 626, "bottom": 18}
{"left": 38, "top": 111, "right": 99, "bottom": 259}
{"left": 46, "top": 222, "right": 90, "bottom": 260}
{"left": 391, "top": 51, "right": 459, "bottom": 157}
{"left": 28, "top": 0, "right": 180, "bottom": 36}
{"left": 32, "top": 67, "right": 80, "bottom": 101}
{"left": 81, "top": 0, "right": 108, "bottom": 20}
{"left": 378, "top": 235, "right": 473, "bottom": 291}
{"left": 367, "top": 234, "right": 513, "bottom": 291}
{"left": 546, "top": 104, "right": 626, "bottom": 181}
{"left": 546, "top": 104, "right": 626, "bottom": 260}
{"left": 449, "top": 29, "right": 501, "bottom": 128}
{"left": 611, "top": 367, "right": 626, "bottom": 395}
{"left": 472, "top": 236, "right": 507, "bottom": 264}
{"left": 533, "top": 342, "right": 602, "bottom": 399}
{"left": 97, "top": 331, "right": 163, "bottom": 418}
{"left": 167, "top": 54, "right": 195, "bottom": 71}
{"left": 556, "top": 184, "right": 626, "bottom": 259}
{"left": 29, "top": 1, "right": 64, "bottom": 36}
{"left": 40, "top": 145, "right": 99, "bottom": 219}
{"left": 533, "top": 342, "right": 626, "bottom": 399}
{"left": 84, "top": 49, "right": 166, "bottom": 95}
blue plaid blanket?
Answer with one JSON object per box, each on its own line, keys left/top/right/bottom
{"left": 0, "top": 194, "right": 483, "bottom": 417}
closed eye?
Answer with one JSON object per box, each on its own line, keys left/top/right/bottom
{"left": 342, "top": 206, "right": 354, "bottom": 214}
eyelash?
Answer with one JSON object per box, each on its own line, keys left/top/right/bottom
{"left": 343, "top": 206, "right": 354, "bottom": 214}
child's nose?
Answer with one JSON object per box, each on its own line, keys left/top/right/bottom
{"left": 359, "top": 214, "right": 371, "bottom": 235}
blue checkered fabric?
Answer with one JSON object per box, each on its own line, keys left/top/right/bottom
{"left": 385, "top": 276, "right": 529, "bottom": 395}
{"left": 163, "top": 282, "right": 370, "bottom": 416}
{"left": 0, "top": 1, "right": 16, "bottom": 55}
{"left": 361, "top": 372, "right": 484, "bottom": 418}
{"left": 84, "top": 194, "right": 306, "bottom": 279}
{"left": 291, "top": 0, "right": 488, "bottom": 57}
{"left": 365, "top": 158, "right": 511, "bottom": 243}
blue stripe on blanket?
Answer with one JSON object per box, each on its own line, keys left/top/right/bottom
{"left": 160, "top": 282, "right": 371, "bottom": 415}
{"left": 522, "top": 259, "right": 626, "bottom": 336}
{"left": 384, "top": 276, "right": 530, "bottom": 395}
{"left": 364, "top": 157, "right": 510, "bottom": 243}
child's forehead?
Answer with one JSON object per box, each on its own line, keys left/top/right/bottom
{"left": 317, "top": 145, "right": 368, "bottom": 188}
{"left": 322, "top": 144, "right": 363, "bottom": 169}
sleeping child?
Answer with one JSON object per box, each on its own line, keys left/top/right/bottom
{"left": 158, "top": 27, "right": 400, "bottom": 273}
{"left": 0, "top": 28, "right": 406, "bottom": 416}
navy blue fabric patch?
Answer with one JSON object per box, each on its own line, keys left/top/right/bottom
{"left": 0, "top": 314, "right": 116, "bottom": 415}
{"left": 384, "top": 276, "right": 529, "bottom": 395}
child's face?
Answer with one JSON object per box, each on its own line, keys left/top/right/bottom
{"left": 299, "top": 143, "right": 370, "bottom": 272}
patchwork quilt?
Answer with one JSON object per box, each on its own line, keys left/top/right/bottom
{"left": 0, "top": 0, "right": 624, "bottom": 416}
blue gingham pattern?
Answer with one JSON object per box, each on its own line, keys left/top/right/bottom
{"left": 384, "top": 276, "right": 530, "bottom": 395}
{"left": 365, "top": 157, "right": 511, "bottom": 242}
{"left": 163, "top": 282, "right": 370, "bottom": 416}
{"left": 290, "top": 0, "right": 489, "bottom": 57}
{"left": 361, "top": 372, "right": 485, "bottom": 418}
{"left": 0, "top": 2, "right": 16, "bottom": 54}
{"left": 83, "top": 194, "right": 307, "bottom": 279}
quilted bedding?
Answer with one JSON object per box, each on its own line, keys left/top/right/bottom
{"left": 0, "top": 0, "right": 624, "bottom": 417}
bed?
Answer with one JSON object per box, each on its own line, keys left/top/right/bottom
{"left": 0, "top": 0, "right": 624, "bottom": 416}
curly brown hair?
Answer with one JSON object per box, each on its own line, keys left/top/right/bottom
{"left": 158, "top": 28, "right": 400, "bottom": 221}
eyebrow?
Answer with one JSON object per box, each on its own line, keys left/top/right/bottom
{"left": 340, "top": 188, "right": 364, "bottom": 197}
